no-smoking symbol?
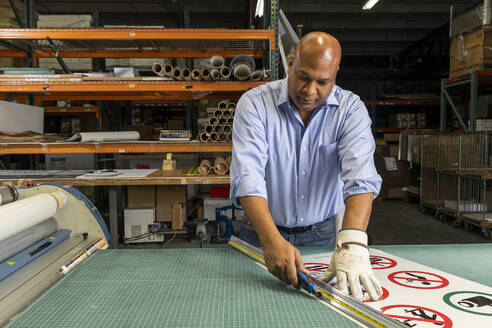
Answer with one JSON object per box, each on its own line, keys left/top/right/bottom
{"left": 381, "top": 304, "right": 453, "bottom": 328}
{"left": 388, "top": 271, "right": 449, "bottom": 289}
{"left": 443, "top": 291, "right": 492, "bottom": 316}
{"left": 370, "top": 255, "right": 397, "bottom": 270}
{"left": 304, "top": 262, "right": 329, "bottom": 278}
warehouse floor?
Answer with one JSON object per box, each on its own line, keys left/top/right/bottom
{"left": 121, "top": 199, "right": 490, "bottom": 249}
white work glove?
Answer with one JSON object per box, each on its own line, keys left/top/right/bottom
{"left": 321, "top": 229, "right": 382, "bottom": 301}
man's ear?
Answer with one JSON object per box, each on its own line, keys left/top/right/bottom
{"left": 287, "top": 53, "right": 295, "bottom": 74}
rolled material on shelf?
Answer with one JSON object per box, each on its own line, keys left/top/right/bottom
{"left": 0, "top": 185, "right": 20, "bottom": 206}
{"left": 215, "top": 126, "right": 224, "bottom": 134}
{"left": 0, "top": 191, "right": 68, "bottom": 242}
{"left": 220, "top": 66, "right": 231, "bottom": 80}
{"left": 199, "top": 132, "right": 209, "bottom": 142}
{"left": 226, "top": 155, "right": 232, "bottom": 167}
{"left": 219, "top": 117, "right": 227, "bottom": 125}
{"left": 227, "top": 118, "right": 234, "bottom": 125}
{"left": 182, "top": 68, "right": 192, "bottom": 81}
{"left": 223, "top": 110, "right": 232, "bottom": 118}
{"left": 214, "top": 157, "right": 229, "bottom": 175}
{"left": 0, "top": 218, "right": 58, "bottom": 263}
{"left": 163, "top": 64, "right": 174, "bottom": 77}
{"left": 214, "top": 109, "right": 223, "bottom": 118}
{"left": 231, "top": 54, "right": 255, "bottom": 72}
{"left": 66, "top": 131, "right": 140, "bottom": 142}
{"left": 211, "top": 69, "right": 220, "bottom": 81}
{"left": 209, "top": 132, "right": 219, "bottom": 142}
{"left": 223, "top": 125, "right": 232, "bottom": 133}
{"left": 198, "top": 159, "right": 211, "bottom": 175}
{"left": 232, "top": 63, "right": 252, "bottom": 80}
{"left": 210, "top": 55, "right": 225, "bottom": 68}
{"left": 227, "top": 102, "right": 236, "bottom": 110}
{"left": 172, "top": 67, "right": 183, "bottom": 80}
{"left": 219, "top": 133, "right": 228, "bottom": 142}
{"left": 152, "top": 62, "right": 165, "bottom": 76}
{"left": 209, "top": 117, "right": 218, "bottom": 126}
{"left": 250, "top": 70, "right": 264, "bottom": 81}
{"left": 205, "top": 125, "right": 214, "bottom": 134}
{"left": 218, "top": 100, "right": 229, "bottom": 110}
{"left": 201, "top": 67, "right": 211, "bottom": 81}
{"left": 192, "top": 69, "right": 201, "bottom": 81}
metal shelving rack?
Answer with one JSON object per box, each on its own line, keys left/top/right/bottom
{"left": 440, "top": 70, "right": 492, "bottom": 132}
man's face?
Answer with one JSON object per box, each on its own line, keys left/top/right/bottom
{"left": 287, "top": 52, "right": 338, "bottom": 113}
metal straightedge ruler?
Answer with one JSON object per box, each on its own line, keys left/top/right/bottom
{"left": 228, "top": 236, "right": 407, "bottom": 328}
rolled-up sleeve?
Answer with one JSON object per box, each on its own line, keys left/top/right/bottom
{"left": 337, "top": 95, "right": 382, "bottom": 200}
{"left": 229, "top": 93, "right": 269, "bottom": 208}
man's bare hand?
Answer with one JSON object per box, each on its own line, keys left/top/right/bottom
{"left": 262, "top": 236, "right": 309, "bottom": 288}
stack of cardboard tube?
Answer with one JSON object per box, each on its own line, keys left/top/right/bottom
{"left": 198, "top": 100, "right": 235, "bottom": 143}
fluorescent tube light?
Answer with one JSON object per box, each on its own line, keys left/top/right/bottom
{"left": 362, "top": 0, "right": 380, "bottom": 10}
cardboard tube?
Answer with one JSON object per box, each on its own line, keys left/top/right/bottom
{"left": 219, "top": 117, "right": 227, "bottom": 125}
{"left": 210, "top": 55, "right": 225, "bottom": 68}
{"left": 223, "top": 125, "right": 232, "bottom": 133}
{"left": 163, "top": 64, "right": 174, "bottom": 77}
{"left": 152, "top": 62, "right": 164, "bottom": 76}
{"left": 211, "top": 69, "right": 220, "bottom": 81}
{"left": 214, "top": 157, "right": 229, "bottom": 175}
{"left": 219, "top": 133, "right": 228, "bottom": 142}
{"left": 209, "top": 132, "right": 219, "bottom": 142}
{"left": 199, "top": 132, "right": 209, "bottom": 142}
{"left": 227, "top": 102, "right": 236, "bottom": 110}
{"left": 214, "top": 109, "right": 223, "bottom": 118}
{"left": 192, "top": 69, "right": 201, "bottom": 81}
{"left": 201, "top": 67, "right": 211, "bottom": 81}
{"left": 232, "top": 63, "right": 251, "bottom": 80}
{"left": 227, "top": 118, "right": 234, "bottom": 125}
{"left": 220, "top": 66, "right": 231, "bottom": 80}
{"left": 182, "top": 68, "right": 192, "bottom": 81}
{"left": 218, "top": 100, "right": 229, "bottom": 110}
{"left": 199, "top": 159, "right": 211, "bottom": 175}
{"left": 226, "top": 155, "right": 232, "bottom": 167}
{"left": 172, "top": 67, "right": 183, "bottom": 80}
{"left": 250, "top": 70, "right": 264, "bottom": 81}
{"left": 209, "top": 117, "right": 218, "bottom": 126}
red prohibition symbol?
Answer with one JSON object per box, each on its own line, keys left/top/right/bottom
{"left": 380, "top": 304, "right": 453, "bottom": 328}
{"left": 388, "top": 271, "right": 450, "bottom": 289}
{"left": 370, "top": 255, "right": 397, "bottom": 270}
{"left": 363, "top": 287, "right": 389, "bottom": 303}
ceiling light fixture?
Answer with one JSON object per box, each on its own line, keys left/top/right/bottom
{"left": 362, "top": 0, "right": 380, "bottom": 10}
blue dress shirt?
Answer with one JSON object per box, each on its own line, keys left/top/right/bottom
{"left": 230, "top": 78, "right": 382, "bottom": 228}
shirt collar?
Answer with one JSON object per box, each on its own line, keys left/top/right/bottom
{"left": 278, "top": 77, "right": 339, "bottom": 109}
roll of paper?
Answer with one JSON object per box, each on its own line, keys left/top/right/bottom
{"left": 66, "top": 131, "right": 140, "bottom": 142}
{"left": 0, "top": 192, "right": 67, "bottom": 242}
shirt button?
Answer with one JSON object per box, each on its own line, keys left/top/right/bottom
{"left": 303, "top": 146, "right": 307, "bottom": 151}
{"left": 301, "top": 194, "right": 305, "bottom": 199}
{"left": 300, "top": 218, "right": 304, "bottom": 222}
{"left": 302, "top": 170, "right": 306, "bottom": 175}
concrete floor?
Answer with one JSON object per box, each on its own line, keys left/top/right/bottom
{"left": 368, "top": 199, "right": 491, "bottom": 245}
{"left": 122, "top": 199, "right": 491, "bottom": 249}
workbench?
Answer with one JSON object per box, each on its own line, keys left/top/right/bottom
{"left": 3, "top": 244, "right": 491, "bottom": 327}
{"left": 0, "top": 170, "right": 229, "bottom": 249}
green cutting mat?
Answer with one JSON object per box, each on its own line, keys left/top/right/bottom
{"left": 4, "top": 248, "right": 358, "bottom": 328}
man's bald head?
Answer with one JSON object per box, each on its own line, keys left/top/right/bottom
{"left": 288, "top": 32, "right": 341, "bottom": 115}
{"left": 295, "top": 32, "right": 341, "bottom": 69}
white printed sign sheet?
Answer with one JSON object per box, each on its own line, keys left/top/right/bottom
{"left": 302, "top": 249, "right": 492, "bottom": 328}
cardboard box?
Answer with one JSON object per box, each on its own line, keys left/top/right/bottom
{"left": 172, "top": 203, "right": 184, "bottom": 230}
{"left": 0, "top": 101, "right": 43, "bottom": 133}
{"left": 156, "top": 186, "right": 187, "bottom": 222}
{"left": 374, "top": 154, "right": 409, "bottom": 199}
{"left": 450, "top": 26, "right": 492, "bottom": 79}
{"left": 124, "top": 208, "right": 163, "bottom": 243}
{"left": 127, "top": 186, "right": 155, "bottom": 209}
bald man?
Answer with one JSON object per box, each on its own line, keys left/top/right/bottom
{"left": 230, "top": 32, "right": 382, "bottom": 301}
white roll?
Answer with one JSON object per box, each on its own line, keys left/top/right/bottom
{"left": 66, "top": 131, "right": 140, "bottom": 142}
{"left": 0, "top": 192, "right": 67, "bottom": 242}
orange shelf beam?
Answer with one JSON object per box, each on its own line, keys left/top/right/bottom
{"left": 44, "top": 106, "right": 99, "bottom": 118}
{"left": 0, "top": 28, "right": 275, "bottom": 50}
{"left": 0, "top": 81, "right": 264, "bottom": 93}
{"left": 0, "top": 49, "right": 264, "bottom": 58}
{"left": 0, "top": 142, "right": 232, "bottom": 154}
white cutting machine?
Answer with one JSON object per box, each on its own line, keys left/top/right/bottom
{"left": 0, "top": 183, "right": 110, "bottom": 325}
